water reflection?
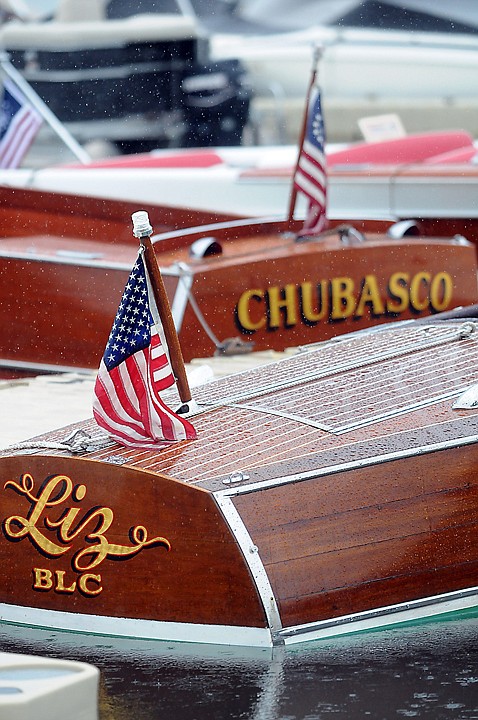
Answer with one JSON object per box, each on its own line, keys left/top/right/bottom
{"left": 0, "top": 615, "right": 477, "bottom": 719}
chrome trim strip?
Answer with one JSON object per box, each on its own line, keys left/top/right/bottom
{"left": 170, "top": 270, "right": 193, "bottom": 333}
{"left": 0, "top": 603, "right": 272, "bottom": 648}
{"left": 224, "top": 402, "right": 333, "bottom": 431}
{"left": 226, "top": 388, "right": 465, "bottom": 435}
{"left": 0, "top": 250, "right": 184, "bottom": 276}
{"left": 151, "top": 216, "right": 284, "bottom": 244}
{"left": 333, "top": 389, "right": 464, "bottom": 434}
{"left": 0, "top": 251, "right": 127, "bottom": 269}
{"left": 214, "top": 493, "right": 283, "bottom": 643}
{"left": 280, "top": 586, "right": 478, "bottom": 645}
{"left": 215, "top": 431, "right": 478, "bottom": 497}
{"left": 0, "top": 358, "right": 94, "bottom": 376}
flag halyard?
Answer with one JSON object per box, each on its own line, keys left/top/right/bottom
{"left": 93, "top": 251, "right": 196, "bottom": 448}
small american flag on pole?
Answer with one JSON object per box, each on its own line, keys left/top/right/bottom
{"left": 0, "top": 76, "right": 42, "bottom": 168}
{"left": 93, "top": 250, "right": 196, "bottom": 448}
{"left": 293, "top": 87, "right": 328, "bottom": 235}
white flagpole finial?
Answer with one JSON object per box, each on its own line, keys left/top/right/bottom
{"left": 132, "top": 210, "right": 153, "bottom": 238}
{"left": 312, "top": 44, "right": 324, "bottom": 70}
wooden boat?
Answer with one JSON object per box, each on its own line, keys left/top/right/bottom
{"left": 1, "top": 183, "right": 477, "bottom": 376}
{"left": 240, "top": 156, "right": 478, "bottom": 247}
{"left": 235, "top": 132, "right": 478, "bottom": 234}
{"left": 1, "top": 307, "right": 477, "bottom": 647}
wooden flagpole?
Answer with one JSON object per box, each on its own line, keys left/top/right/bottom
{"left": 286, "top": 45, "right": 323, "bottom": 229}
{"left": 132, "top": 211, "right": 192, "bottom": 407}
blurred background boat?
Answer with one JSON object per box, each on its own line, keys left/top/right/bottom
{"left": 1, "top": 0, "right": 478, "bottom": 151}
{"left": 0, "top": 651, "right": 99, "bottom": 720}
{"left": 0, "top": 129, "right": 476, "bottom": 221}
{"left": 0, "top": 0, "right": 253, "bottom": 154}
{"left": 205, "top": 0, "right": 478, "bottom": 144}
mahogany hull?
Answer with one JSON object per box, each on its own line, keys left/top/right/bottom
{"left": 0, "top": 199, "right": 477, "bottom": 372}
{"left": 0, "top": 419, "right": 476, "bottom": 647}
{"left": 0, "top": 456, "right": 267, "bottom": 634}
{"left": 235, "top": 445, "right": 478, "bottom": 632}
{"left": 1, "top": 316, "right": 477, "bottom": 646}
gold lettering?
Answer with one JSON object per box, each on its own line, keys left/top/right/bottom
{"left": 72, "top": 524, "right": 170, "bottom": 572}
{"left": 33, "top": 567, "right": 53, "bottom": 591}
{"left": 236, "top": 289, "right": 266, "bottom": 331}
{"left": 410, "top": 272, "right": 431, "bottom": 311}
{"left": 55, "top": 570, "right": 76, "bottom": 594}
{"left": 430, "top": 272, "right": 453, "bottom": 311}
{"left": 330, "top": 277, "right": 356, "bottom": 319}
{"left": 78, "top": 574, "right": 103, "bottom": 596}
{"left": 267, "top": 284, "right": 298, "bottom": 328}
{"left": 4, "top": 473, "right": 171, "bottom": 571}
{"left": 47, "top": 506, "right": 114, "bottom": 548}
{"left": 4, "top": 474, "right": 74, "bottom": 556}
{"left": 387, "top": 272, "right": 410, "bottom": 313}
{"left": 32, "top": 568, "right": 103, "bottom": 596}
{"left": 235, "top": 270, "right": 452, "bottom": 333}
{"left": 300, "top": 281, "right": 329, "bottom": 322}
{"left": 355, "top": 275, "right": 385, "bottom": 317}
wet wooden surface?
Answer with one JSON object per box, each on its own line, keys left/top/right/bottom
{"left": 235, "top": 445, "right": 478, "bottom": 627}
{"left": 0, "top": 454, "right": 267, "bottom": 627}
{"left": 1, "top": 318, "right": 477, "bottom": 633}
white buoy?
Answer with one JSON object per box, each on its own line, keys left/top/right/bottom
{"left": 0, "top": 652, "right": 99, "bottom": 720}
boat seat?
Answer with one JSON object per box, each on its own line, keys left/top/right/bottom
{"left": 106, "top": 0, "right": 178, "bottom": 19}
{"left": 0, "top": 5, "right": 197, "bottom": 47}
{"left": 55, "top": 0, "right": 108, "bottom": 22}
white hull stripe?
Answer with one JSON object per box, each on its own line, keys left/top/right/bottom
{"left": 0, "top": 603, "right": 272, "bottom": 648}
{"left": 0, "top": 586, "right": 475, "bottom": 648}
{"left": 278, "top": 586, "right": 478, "bottom": 646}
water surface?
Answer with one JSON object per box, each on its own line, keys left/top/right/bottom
{"left": 1, "top": 614, "right": 477, "bottom": 719}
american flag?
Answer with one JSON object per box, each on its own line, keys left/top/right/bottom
{"left": 93, "top": 251, "right": 197, "bottom": 448}
{"left": 0, "top": 76, "right": 43, "bottom": 168}
{"left": 293, "top": 87, "right": 328, "bottom": 235}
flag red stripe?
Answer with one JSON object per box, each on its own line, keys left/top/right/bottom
{"left": 93, "top": 366, "right": 151, "bottom": 441}
{"left": 94, "top": 348, "right": 193, "bottom": 442}
{"left": 0, "top": 107, "right": 42, "bottom": 168}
